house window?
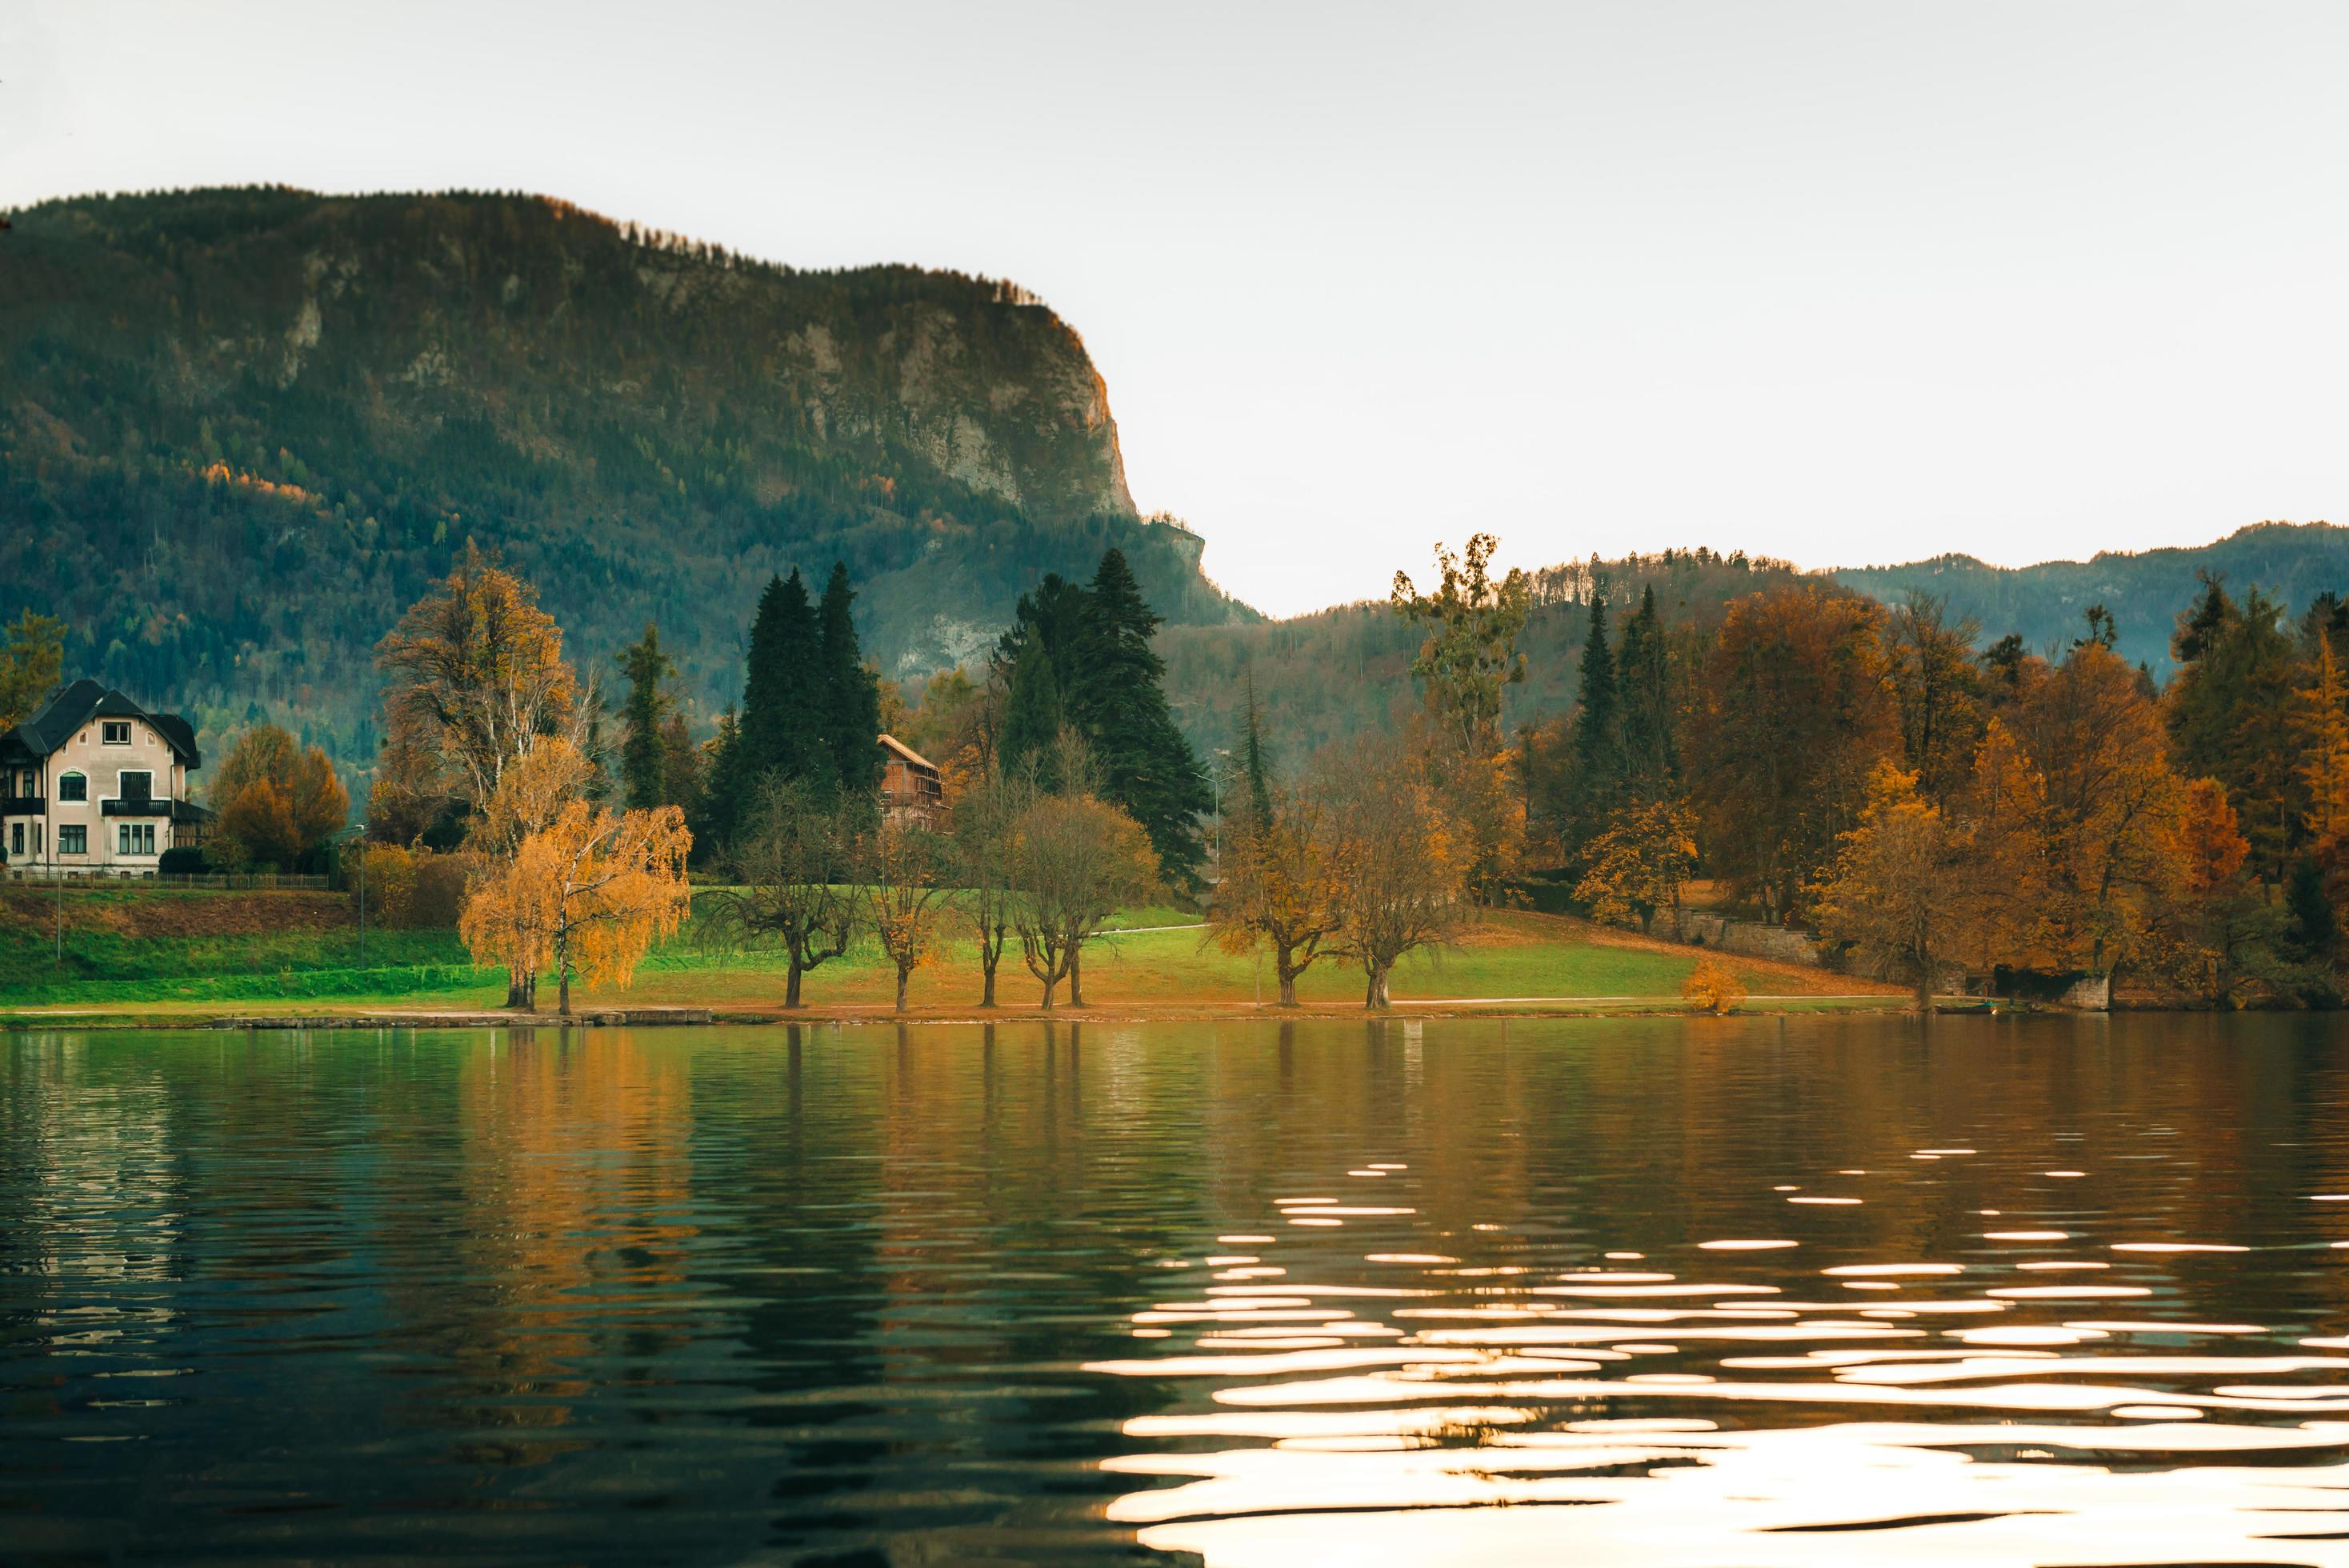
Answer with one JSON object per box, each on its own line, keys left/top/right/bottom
{"left": 58, "top": 772, "right": 87, "bottom": 802}
{"left": 118, "top": 823, "right": 154, "bottom": 855}
{"left": 120, "top": 770, "right": 153, "bottom": 803}
{"left": 102, "top": 722, "right": 131, "bottom": 745}
{"left": 59, "top": 824, "right": 86, "bottom": 855}
{"left": 8, "top": 823, "right": 20, "bottom": 858}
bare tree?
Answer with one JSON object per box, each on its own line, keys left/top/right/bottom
{"left": 1318, "top": 736, "right": 1468, "bottom": 1008}
{"left": 704, "top": 777, "right": 858, "bottom": 1008}
{"left": 949, "top": 759, "right": 1031, "bottom": 1006}
{"left": 862, "top": 821, "right": 954, "bottom": 1011}
{"left": 1010, "top": 791, "right": 1158, "bottom": 1010}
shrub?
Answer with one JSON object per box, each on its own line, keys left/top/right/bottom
{"left": 349, "top": 843, "right": 474, "bottom": 929}
{"left": 158, "top": 846, "right": 209, "bottom": 875}
{"left": 409, "top": 850, "right": 475, "bottom": 929}
{"left": 358, "top": 844, "right": 418, "bottom": 927}
{"left": 1682, "top": 957, "right": 1746, "bottom": 1015}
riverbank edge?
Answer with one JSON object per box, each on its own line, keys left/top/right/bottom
{"left": 0, "top": 993, "right": 1943, "bottom": 1030}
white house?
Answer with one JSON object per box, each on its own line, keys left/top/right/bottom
{"left": 1, "top": 680, "right": 208, "bottom": 874}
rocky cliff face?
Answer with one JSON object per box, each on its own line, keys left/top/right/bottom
{"left": 0, "top": 187, "right": 1244, "bottom": 762}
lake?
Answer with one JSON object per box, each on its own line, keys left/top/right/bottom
{"left": 9, "top": 1015, "right": 2349, "bottom": 1564}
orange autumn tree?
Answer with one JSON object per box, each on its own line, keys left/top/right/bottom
{"left": 2296, "top": 634, "right": 2349, "bottom": 862}
{"left": 1572, "top": 794, "right": 1699, "bottom": 937}
{"left": 1949, "top": 718, "right": 2054, "bottom": 976}
{"left": 1808, "top": 762, "right": 1963, "bottom": 1011}
{"left": 1686, "top": 584, "right": 1900, "bottom": 922}
{"left": 210, "top": 724, "right": 350, "bottom": 870}
{"left": 2007, "top": 642, "right": 2190, "bottom": 982}
{"left": 2157, "top": 777, "right": 2281, "bottom": 1008}
{"left": 460, "top": 799, "right": 691, "bottom": 1015}
{"left": 1211, "top": 781, "right": 1349, "bottom": 1006}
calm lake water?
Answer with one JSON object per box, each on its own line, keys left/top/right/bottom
{"left": 10, "top": 1016, "right": 2349, "bottom": 1564}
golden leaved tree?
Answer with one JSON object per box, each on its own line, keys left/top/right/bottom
{"left": 1211, "top": 782, "right": 1347, "bottom": 1006}
{"left": 210, "top": 725, "right": 350, "bottom": 870}
{"left": 1808, "top": 762, "right": 1963, "bottom": 1011}
{"left": 862, "top": 822, "right": 954, "bottom": 1011}
{"left": 460, "top": 799, "right": 691, "bottom": 1016}
{"left": 1573, "top": 796, "right": 1698, "bottom": 937}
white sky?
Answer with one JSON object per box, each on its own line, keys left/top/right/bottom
{"left": 6, "top": 2, "right": 2347, "bottom": 617}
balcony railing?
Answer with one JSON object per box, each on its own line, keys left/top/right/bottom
{"left": 1, "top": 790, "right": 42, "bottom": 815}
{"left": 102, "top": 797, "right": 176, "bottom": 818}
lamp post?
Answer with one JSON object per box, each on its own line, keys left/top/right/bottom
{"left": 355, "top": 822, "right": 367, "bottom": 967}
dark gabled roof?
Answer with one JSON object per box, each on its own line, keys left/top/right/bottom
{"left": 0, "top": 679, "right": 202, "bottom": 769}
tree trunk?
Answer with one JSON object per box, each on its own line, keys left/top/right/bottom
{"left": 1279, "top": 971, "right": 1299, "bottom": 1006}
{"left": 507, "top": 971, "right": 531, "bottom": 1010}
{"left": 1068, "top": 942, "right": 1085, "bottom": 1007}
{"left": 895, "top": 967, "right": 910, "bottom": 1011}
{"left": 559, "top": 962, "right": 572, "bottom": 1018}
{"left": 1365, "top": 965, "right": 1391, "bottom": 1010}
{"left": 1276, "top": 944, "right": 1300, "bottom": 1007}
{"left": 1039, "top": 973, "right": 1057, "bottom": 1010}
{"left": 785, "top": 958, "right": 804, "bottom": 1009}
{"left": 1913, "top": 966, "right": 1933, "bottom": 1014}
{"left": 980, "top": 952, "right": 998, "bottom": 1007}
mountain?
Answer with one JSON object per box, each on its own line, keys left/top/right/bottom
{"left": 1833, "top": 522, "right": 2349, "bottom": 677}
{"left": 0, "top": 186, "right": 1250, "bottom": 773}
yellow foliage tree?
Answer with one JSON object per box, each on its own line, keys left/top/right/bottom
{"left": 1572, "top": 795, "right": 1698, "bottom": 936}
{"left": 460, "top": 801, "right": 691, "bottom": 1015}
{"left": 2297, "top": 634, "right": 2349, "bottom": 862}
{"left": 1808, "top": 762, "right": 1960, "bottom": 1011}
{"left": 1211, "top": 783, "right": 1348, "bottom": 1006}
{"left": 1681, "top": 958, "right": 1745, "bottom": 1015}
{"left": 862, "top": 822, "right": 954, "bottom": 1010}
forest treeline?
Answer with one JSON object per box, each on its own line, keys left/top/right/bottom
{"left": 1385, "top": 542, "right": 2349, "bottom": 1007}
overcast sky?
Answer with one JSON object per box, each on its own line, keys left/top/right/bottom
{"left": 6, "top": 2, "right": 2347, "bottom": 616}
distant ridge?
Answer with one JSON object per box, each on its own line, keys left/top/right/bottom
{"left": 1833, "top": 522, "right": 2349, "bottom": 675}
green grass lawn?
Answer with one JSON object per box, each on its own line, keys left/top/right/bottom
{"left": 0, "top": 894, "right": 1896, "bottom": 1022}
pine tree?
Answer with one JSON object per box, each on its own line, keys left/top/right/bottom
{"left": 1070, "top": 549, "right": 1212, "bottom": 886}
{"left": 1240, "top": 668, "right": 1272, "bottom": 822}
{"left": 1615, "top": 584, "right": 1675, "bottom": 798}
{"left": 732, "top": 569, "right": 834, "bottom": 822}
{"left": 1567, "top": 585, "right": 1621, "bottom": 846}
{"left": 817, "top": 562, "right": 882, "bottom": 807}
{"left": 618, "top": 622, "right": 671, "bottom": 812}
{"left": 999, "top": 628, "right": 1065, "bottom": 790}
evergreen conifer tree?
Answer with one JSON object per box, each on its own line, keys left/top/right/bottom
{"left": 618, "top": 622, "right": 671, "bottom": 812}
{"left": 1568, "top": 586, "right": 1623, "bottom": 846}
{"left": 1070, "top": 549, "right": 1213, "bottom": 886}
{"left": 734, "top": 569, "right": 835, "bottom": 814}
{"left": 817, "top": 562, "right": 882, "bottom": 806}
{"left": 1240, "top": 668, "right": 1272, "bottom": 822}
{"left": 1615, "top": 585, "right": 1676, "bottom": 798}
{"left": 999, "top": 628, "right": 1065, "bottom": 790}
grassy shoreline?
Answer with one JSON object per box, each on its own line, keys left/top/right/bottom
{"left": 1, "top": 901, "right": 1907, "bottom": 1029}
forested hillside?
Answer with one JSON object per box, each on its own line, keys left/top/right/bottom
{"left": 1159, "top": 550, "right": 1806, "bottom": 766}
{"left": 1835, "top": 522, "right": 2349, "bottom": 677}
{"left": 0, "top": 186, "right": 1248, "bottom": 776}
{"left": 1160, "top": 526, "right": 2349, "bottom": 763}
